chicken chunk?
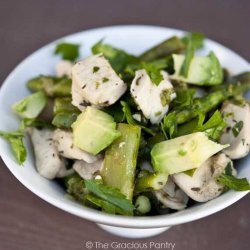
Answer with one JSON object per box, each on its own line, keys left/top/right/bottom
{"left": 56, "top": 60, "right": 73, "bottom": 78}
{"left": 220, "top": 102, "right": 250, "bottom": 159}
{"left": 71, "top": 54, "right": 127, "bottom": 110}
{"left": 154, "top": 177, "right": 189, "bottom": 210}
{"left": 28, "top": 128, "right": 65, "bottom": 179}
{"left": 172, "top": 153, "right": 237, "bottom": 202}
{"left": 53, "top": 129, "right": 99, "bottom": 163}
{"left": 73, "top": 158, "right": 103, "bottom": 180}
{"left": 130, "top": 69, "right": 176, "bottom": 124}
{"left": 56, "top": 165, "right": 74, "bottom": 178}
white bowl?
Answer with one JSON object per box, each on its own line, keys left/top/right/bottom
{"left": 0, "top": 25, "right": 249, "bottom": 238}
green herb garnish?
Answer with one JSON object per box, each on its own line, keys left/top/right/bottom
{"left": 55, "top": 42, "right": 80, "bottom": 61}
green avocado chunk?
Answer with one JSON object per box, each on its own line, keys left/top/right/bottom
{"left": 71, "top": 107, "right": 121, "bottom": 155}
{"left": 171, "top": 52, "right": 223, "bottom": 85}
{"left": 101, "top": 123, "right": 141, "bottom": 200}
{"left": 151, "top": 132, "right": 228, "bottom": 175}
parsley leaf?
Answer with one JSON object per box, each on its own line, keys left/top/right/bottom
{"left": 162, "top": 112, "right": 178, "bottom": 139}
{"left": 65, "top": 174, "right": 86, "bottom": 202}
{"left": 180, "top": 39, "right": 194, "bottom": 77}
{"left": 121, "top": 101, "right": 155, "bottom": 136}
{"left": 217, "top": 174, "right": 250, "bottom": 191}
{"left": 232, "top": 121, "right": 244, "bottom": 137}
{"left": 182, "top": 32, "right": 204, "bottom": 50}
{"left": 85, "top": 194, "right": 127, "bottom": 215}
{"left": 54, "top": 42, "right": 80, "bottom": 61}
{"left": 176, "top": 110, "right": 226, "bottom": 141}
{"left": 141, "top": 61, "right": 164, "bottom": 85}
{"left": 92, "top": 41, "right": 138, "bottom": 73}
{"left": 84, "top": 180, "right": 134, "bottom": 215}
{"left": 0, "top": 130, "right": 26, "bottom": 165}
{"left": 173, "top": 88, "right": 196, "bottom": 108}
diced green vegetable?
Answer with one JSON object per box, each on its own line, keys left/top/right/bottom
{"left": 135, "top": 171, "right": 167, "bottom": 192}
{"left": 230, "top": 72, "right": 250, "bottom": 84}
{"left": 135, "top": 195, "right": 151, "bottom": 214}
{"left": 85, "top": 179, "right": 134, "bottom": 215}
{"left": 64, "top": 173, "right": 86, "bottom": 202}
{"left": 72, "top": 107, "right": 121, "bottom": 155}
{"left": 19, "top": 118, "right": 53, "bottom": 130}
{"left": 139, "top": 36, "right": 185, "bottom": 61}
{"left": 163, "top": 81, "right": 250, "bottom": 138}
{"left": 54, "top": 42, "right": 80, "bottom": 61}
{"left": 53, "top": 97, "right": 79, "bottom": 115}
{"left": 101, "top": 123, "right": 141, "bottom": 200}
{"left": 92, "top": 41, "right": 138, "bottom": 73}
{"left": 52, "top": 97, "right": 80, "bottom": 128}
{"left": 27, "top": 76, "right": 71, "bottom": 97}
{"left": 171, "top": 52, "right": 223, "bottom": 85}
{"left": 52, "top": 112, "right": 79, "bottom": 129}
{"left": 12, "top": 91, "right": 47, "bottom": 119}
{"left": 151, "top": 132, "right": 228, "bottom": 175}
{"left": 0, "top": 130, "right": 26, "bottom": 165}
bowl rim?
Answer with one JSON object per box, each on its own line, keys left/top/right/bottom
{"left": 0, "top": 24, "right": 249, "bottom": 228}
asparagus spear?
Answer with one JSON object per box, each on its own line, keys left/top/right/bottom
{"left": 165, "top": 81, "right": 250, "bottom": 127}
{"left": 135, "top": 195, "right": 151, "bottom": 214}
{"left": 53, "top": 97, "right": 79, "bottom": 114}
{"left": 52, "top": 97, "right": 80, "bottom": 129}
{"left": 52, "top": 112, "right": 79, "bottom": 129}
{"left": 101, "top": 123, "right": 141, "bottom": 200}
{"left": 139, "top": 36, "right": 185, "bottom": 61}
{"left": 135, "top": 171, "right": 167, "bottom": 193}
{"left": 230, "top": 72, "right": 250, "bottom": 84}
{"left": 27, "top": 76, "right": 71, "bottom": 97}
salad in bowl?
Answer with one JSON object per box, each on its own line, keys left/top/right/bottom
{"left": 0, "top": 29, "right": 249, "bottom": 218}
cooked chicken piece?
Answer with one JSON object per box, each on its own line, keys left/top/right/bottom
{"left": 56, "top": 60, "right": 73, "bottom": 78}
{"left": 172, "top": 153, "right": 237, "bottom": 202}
{"left": 220, "top": 102, "right": 250, "bottom": 159}
{"left": 73, "top": 158, "right": 103, "bottom": 180}
{"left": 53, "top": 129, "right": 99, "bottom": 163}
{"left": 28, "top": 128, "right": 65, "bottom": 179}
{"left": 154, "top": 177, "right": 189, "bottom": 210}
{"left": 56, "top": 165, "right": 74, "bottom": 178}
{"left": 71, "top": 54, "right": 127, "bottom": 110}
{"left": 130, "top": 69, "right": 176, "bottom": 124}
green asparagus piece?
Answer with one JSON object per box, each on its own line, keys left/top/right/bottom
{"left": 167, "top": 81, "right": 250, "bottom": 126}
{"left": 230, "top": 72, "right": 250, "bottom": 84}
{"left": 27, "top": 76, "right": 71, "bottom": 97}
{"left": 64, "top": 173, "right": 86, "bottom": 203}
{"left": 92, "top": 41, "right": 138, "bottom": 73}
{"left": 101, "top": 123, "right": 141, "bottom": 200}
{"left": 135, "top": 170, "right": 168, "bottom": 193}
{"left": 175, "top": 110, "right": 227, "bottom": 141}
{"left": 53, "top": 97, "right": 79, "bottom": 115}
{"left": 52, "top": 112, "right": 79, "bottom": 129}
{"left": 182, "top": 32, "right": 204, "bottom": 50}
{"left": 52, "top": 97, "right": 80, "bottom": 128}
{"left": 135, "top": 195, "right": 151, "bottom": 214}
{"left": 139, "top": 36, "right": 185, "bottom": 61}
